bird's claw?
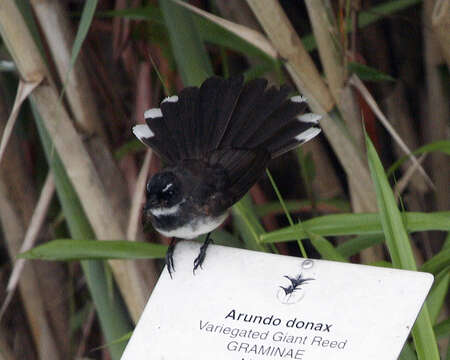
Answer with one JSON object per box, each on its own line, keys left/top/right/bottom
{"left": 192, "top": 233, "right": 213, "bottom": 275}
{"left": 165, "top": 238, "right": 178, "bottom": 279}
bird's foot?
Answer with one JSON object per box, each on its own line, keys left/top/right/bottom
{"left": 193, "top": 233, "right": 213, "bottom": 274}
{"left": 165, "top": 238, "right": 178, "bottom": 278}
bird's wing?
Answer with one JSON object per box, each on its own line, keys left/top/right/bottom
{"left": 206, "top": 148, "right": 270, "bottom": 212}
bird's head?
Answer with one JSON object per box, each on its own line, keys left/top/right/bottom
{"left": 144, "top": 171, "right": 183, "bottom": 218}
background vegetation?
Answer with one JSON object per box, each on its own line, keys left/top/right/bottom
{"left": 0, "top": 0, "right": 448, "bottom": 359}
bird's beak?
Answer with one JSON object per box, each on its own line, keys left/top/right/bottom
{"left": 144, "top": 194, "right": 158, "bottom": 212}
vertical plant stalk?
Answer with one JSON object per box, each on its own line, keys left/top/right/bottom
{"left": 31, "top": 0, "right": 134, "bottom": 237}
{"left": 1, "top": 173, "right": 54, "bottom": 320}
{"left": 30, "top": 0, "right": 104, "bottom": 136}
{"left": 304, "top": 0, "right": 345, "bottom": 102}
{"left": 0, "top": 0, "right": 146, "bottom": 322}
{"left": 0, "top": 330, "right": 15, "bottom": 360}
{"left": 33, "top": 106, "right": 131, "bottom": 359}
{"left": 350, "top": 75, "right": 434, "bottom": 190}
{"left": 0, "top": 78, "right": 42, "bottom": 165}
{"left": 431, "top": 0, "right": 450, "bottom": 69}
{"left": 266, "top": 170, "right": 307, "bottom": 257}
{"left": 0, "top": 93, "right": 61, "bottom": 360}
{"left": 302, "top": 1, "right": 382, "bottom": 262}
{"left": 423, "top": 0, "right": 450, "bottom": 213}
{"left": 304, "top": 0, "right": 364, "bottom": 150}
{"left": 127, "top": 150, "right": 152, "bottom": 240}
{"left": 246, "top": 0, "right": 333, "bottom": 110}
{"left": 246, "top": 0, "right": 377, "bottom": 211}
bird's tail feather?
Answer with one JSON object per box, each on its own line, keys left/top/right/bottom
{"left": 133, "top": 76, "right": 321, "bottom": 165}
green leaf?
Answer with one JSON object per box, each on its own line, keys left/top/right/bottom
{"left": 92, "top": 332, "right": 132, "bottom": 352}
{"left": 70, "top": 301, "right": 94, "bottom": 335}
{"left": 434, "top": 319, "right": 450, "bottom": 339}
{"left": 399, "top": 342, "right": 418, "bottom": 360}
{"left": 99, "top": 0, "right": 422, "bottom": 58}
{"left": 387, "top": 140, "right": 450, "bottom": 177}
{"left": 420, "top": 249, "right": 450, "bottom": 275}
{"left": 97, "top": 5, "right": 162, "bottom": 22}
{"left": 99, "top": 4, "right": 276, "bottom": 62}
{"left": 367, "top": 134, "right": 414, "bottom": 268}
{"left": 19, "top": 239, "right": 167, "bottom": 261}
{"left": 160, "top": 0, "right": 212, "bottom": 86}
{"left": 62, "top": 0, "right": 98, "bottom": 95}
{"left": 266, "top": 169, "right": 307, "bottom": 257}
{"left": 302, "top": 0, "right": 422, "bottom": 52}
{"left": 348, "top": 62, "right": 395, "bottom": 82}
{"left": 336, "top": 234, "right": 385, "bottom": 258}
{"left": 426, "top": 267, "right": 449, "bottom": 324}
{"left": 260, "top": 211, "right": 450, "bottom": 243}
{"left": 254, "top": 199, "right": 351, "bottom": 217}
{"left": 243, "top": 61, "right": 279, "bottom": 82}
{"left": 366, "top": 132, "right": 439, "bottom": 360}
{"left": 71, "top": 0, "right": 98, "bottom": 68}
{"left": 196, "top": 230, "right": 243, "bottom": 249}
{"left": 358, "top": 0, "right": 422, "bottom": 28}
{"left": 308, "top": 232, "right": 347, "bottom": 262}
{"left": 370, "top": 260, "right": 393, "bottom": 268}
{"left": 232, "top": 195, "right": 268, "bottom": 252}
{"left": 115, "top": 139, "right": 145, "bottom": 160}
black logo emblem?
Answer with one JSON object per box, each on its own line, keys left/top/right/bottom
{"left": 277, "top": 273, "right": 314, "bottom": 304}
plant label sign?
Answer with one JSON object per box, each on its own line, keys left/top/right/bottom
{"left": 121, "top": 242, "right": 433, "bottom": 360}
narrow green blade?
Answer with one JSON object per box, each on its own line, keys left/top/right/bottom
{"left": 366, "top": 133, "right": 439, "bottom": 360}
{"left": 20, "top": 239, "right": 167, "bottom": 261}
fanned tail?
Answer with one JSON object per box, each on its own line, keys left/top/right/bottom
{"left": 133, "top": 75, "right": 322, "bottom": 164}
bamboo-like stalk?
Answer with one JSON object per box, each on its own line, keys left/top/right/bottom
{"left": 384, "top": 83, "right": 428, "bottom": 195}
{"left": 31, "top": 0, "right": 136, "bottom": 236}
{"left": 432, "top": 0, "right": 450, "bottom": 70}
{"left": 304, "top": 0, "right": 364, "bottom": 150}
{"left": 246, "top": 0, "right": 377, "bottom": 211}
{"left": 304, "top": 1, "right": 346, "bottom": 103}
{"left": 0, "top": 330, "right": 16, "bottom": 360}
{"left": 302, "top": 1, "right": 379, "bottom": 266}
{"left": 1, "top": 173, "right": 54, "bottom": 321}
{"left": 246, "top": 0, "right": 334, "bottom": 110}
{"left": 30, "top": 0, "right": 104, "bottom": 136}
{"left": 423, "top": 0, "right": 450, "bottom": 213}
{"left": 0, "top": 0, "right": 146, "bottom": 322}
{"left": 0, "top": 89, "right": 61, "bottom": 360}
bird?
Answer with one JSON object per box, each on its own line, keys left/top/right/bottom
{"left": 132, "top": 75, "right": 322, "bottom": 277}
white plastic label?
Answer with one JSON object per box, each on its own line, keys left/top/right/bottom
{"left": 122, "top": 242, "right": 433, "bottom": 360}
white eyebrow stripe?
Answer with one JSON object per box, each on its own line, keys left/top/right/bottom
{"left": 162, "top": 183, "right": 173, "bottom": 192}
{"left": 150, "top": 204, "right": 180, "bottom": 216}
{"left": 133, "top": 124, "right": 154, "bottom": 140}
{"left": 290, "top": 95, "right": 308, "bottom": 103}
{"left": 162, "top": 95, "right": 179, "bottom": 103}
{"left": 295, "top": 127, "right": 322, "bottom": 142}
{"left": 297, "top": 113, "right": 322, "bottom": 124}
{"left": 144, "top": 108, "right": 162, "bottom": 119}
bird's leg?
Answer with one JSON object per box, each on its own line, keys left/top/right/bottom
{"left": 165, "top": 238, "right": 178, "bottom": 278}
{"left": 193, "top": 232, "right": 213, "bottom": 274}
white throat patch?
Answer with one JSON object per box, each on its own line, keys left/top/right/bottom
{"left": 150, "top": 204, "right": 181, "bottom": 216}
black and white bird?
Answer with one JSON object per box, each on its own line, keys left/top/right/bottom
{"left": 132, "top": 76, "right": 321, "bottom": 276}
